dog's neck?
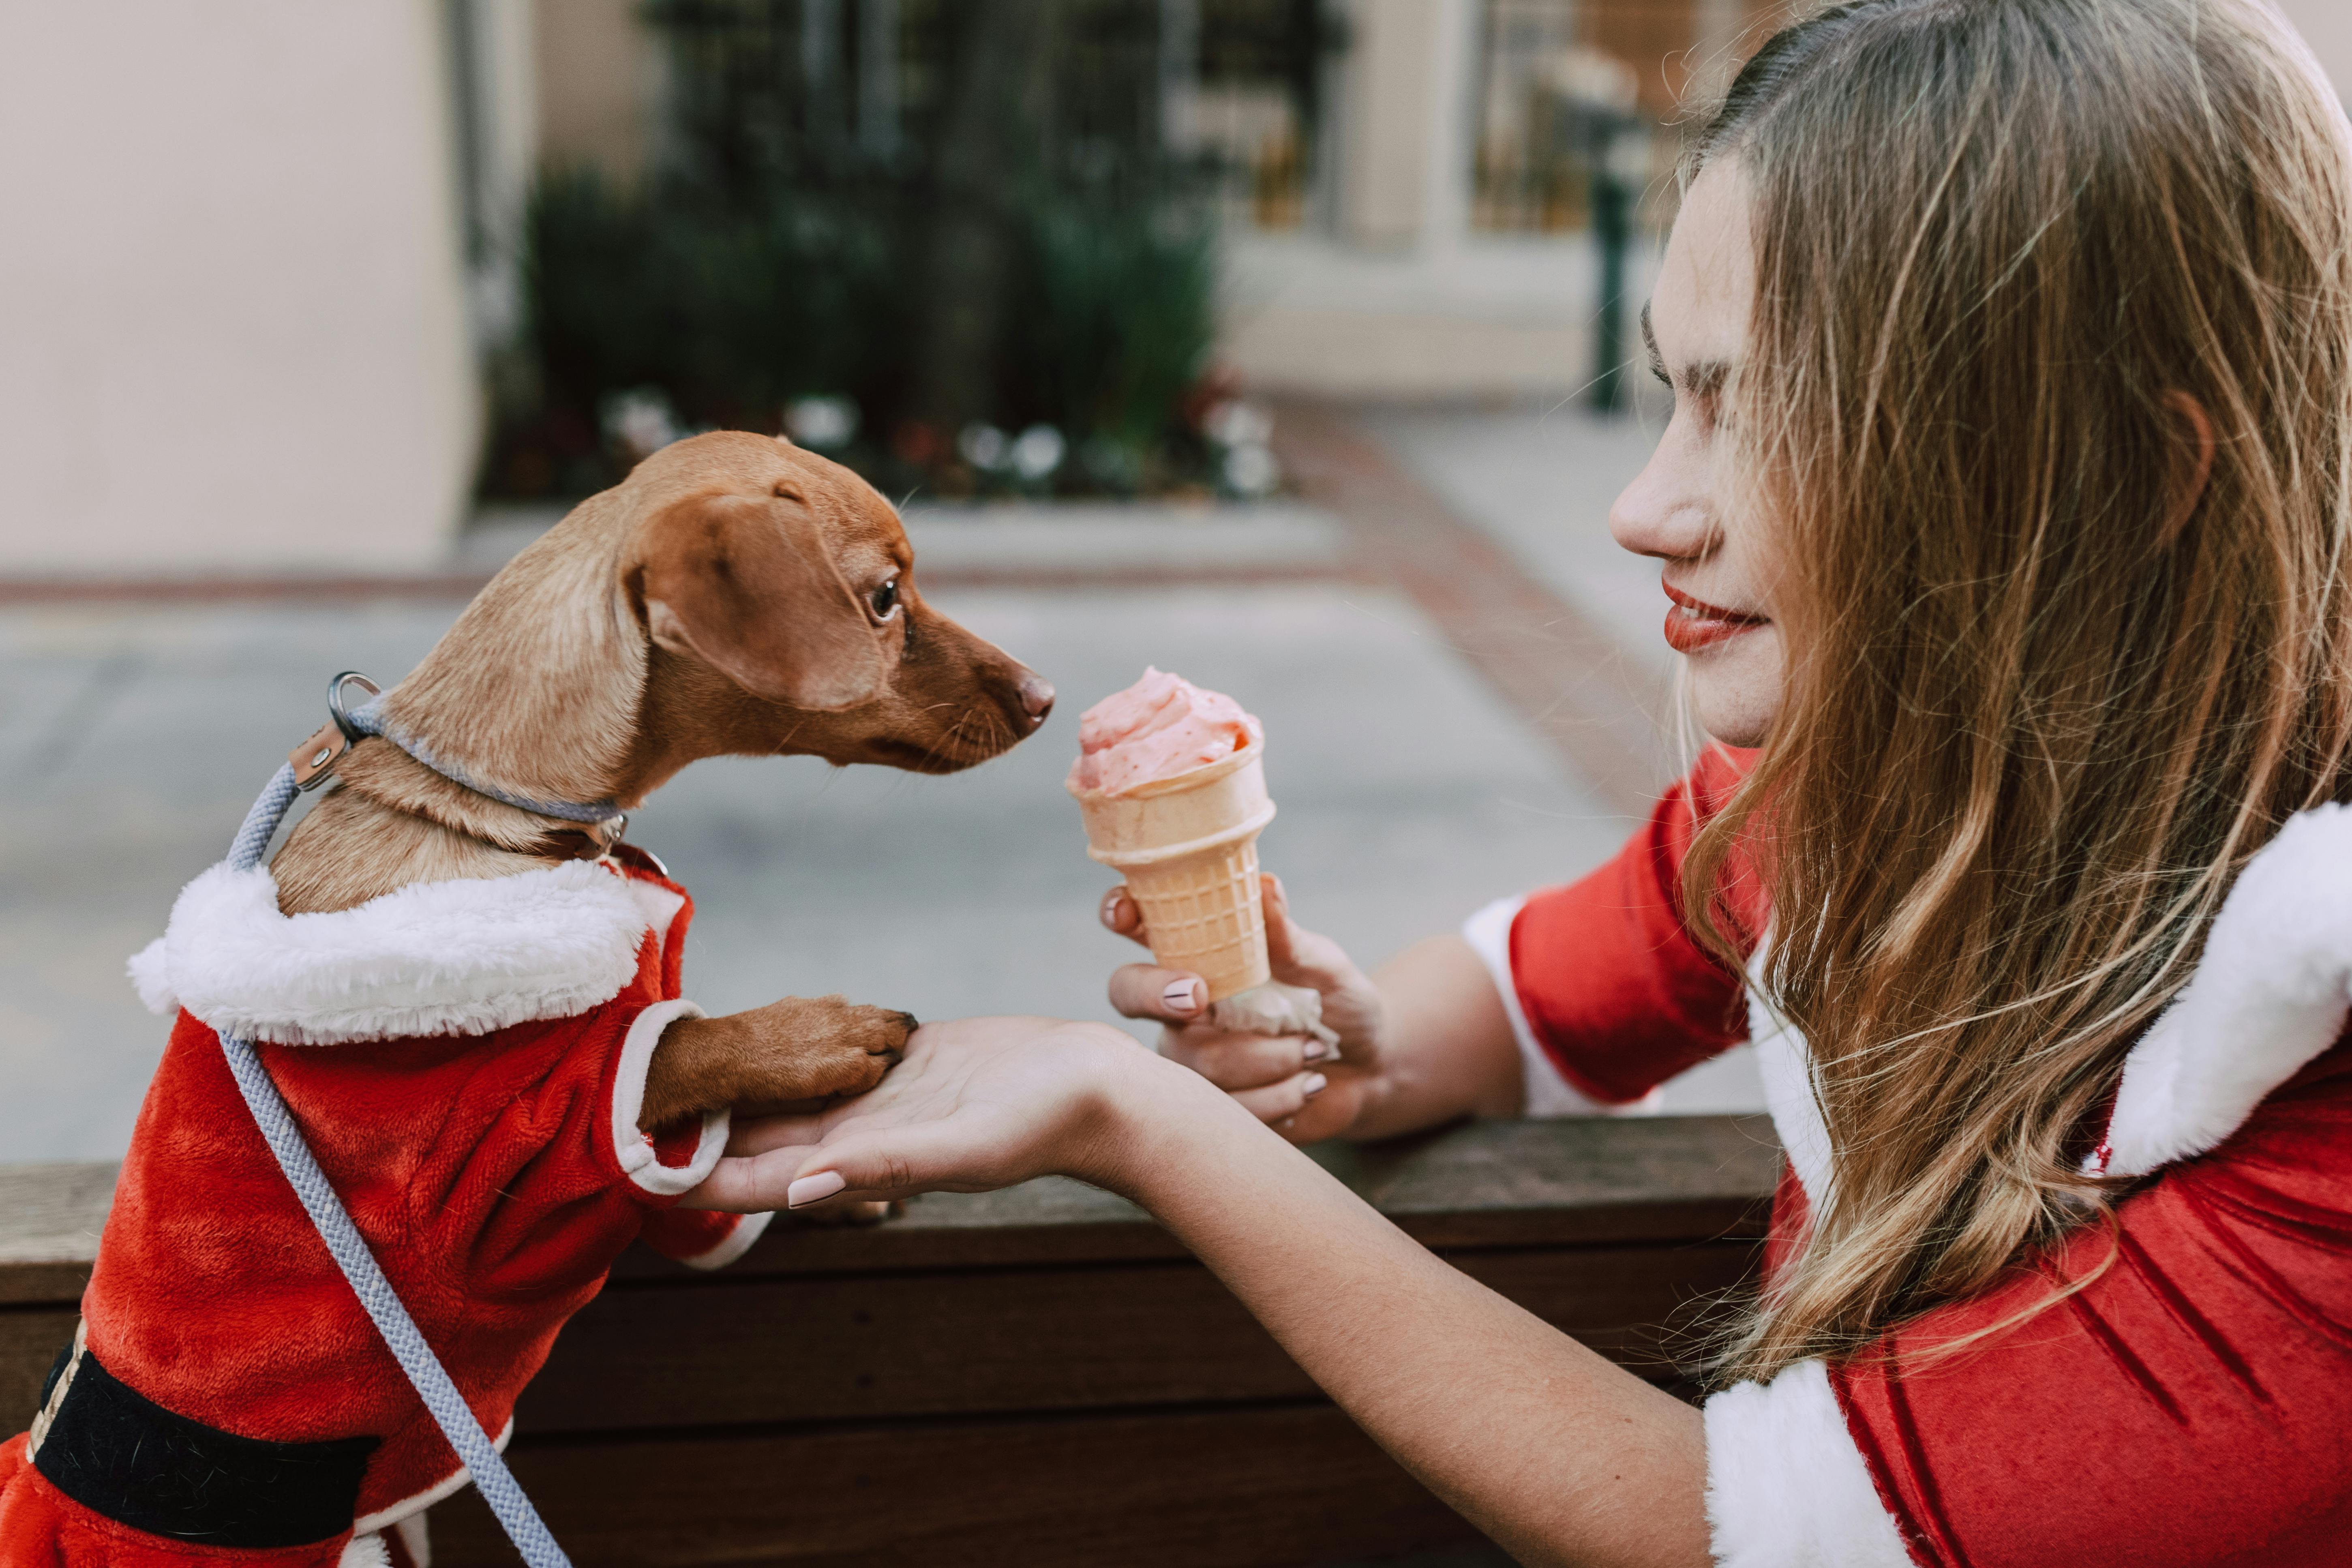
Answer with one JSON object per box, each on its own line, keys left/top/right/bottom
{"left": 270, "top": 496, "right": 656, "bottom": 914}
{"left": 389, "top": 493, "right": 649, "bottom": 804}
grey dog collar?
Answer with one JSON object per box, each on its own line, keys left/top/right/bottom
{"left": 286, "top": 670, "right": 627, "bottom": 850}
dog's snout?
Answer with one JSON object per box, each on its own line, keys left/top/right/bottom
{"left": 1015, "top": 673, "right": 1056, "bottom": 730}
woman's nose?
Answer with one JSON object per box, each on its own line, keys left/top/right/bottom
{"left": 1609, "top": 433, "right": 1713, "bottom": 562}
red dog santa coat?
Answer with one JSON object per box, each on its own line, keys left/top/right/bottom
{"left": 0, "top": 844, "right": 763, "bottom": 1567}
{"left": 1463, "top": 748, "right": 2352, "bottom": 1566}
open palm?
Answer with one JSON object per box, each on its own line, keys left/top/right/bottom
{"left": 682, "top": 1015, "right": 1150, "bottom": 1212}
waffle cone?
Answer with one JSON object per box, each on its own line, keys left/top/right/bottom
{"left": 1069, "top": 740, "right": 1276, "bottom": 1001}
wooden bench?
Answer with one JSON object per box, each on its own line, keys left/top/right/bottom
{"left": 0, "top": 1116, "right": 1775, "bottom": 1566}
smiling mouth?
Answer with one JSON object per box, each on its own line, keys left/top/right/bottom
{"left": 1661, "top": 581, "right": 1769, "bottom": 654}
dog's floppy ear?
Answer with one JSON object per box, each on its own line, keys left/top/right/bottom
{"left": 635, "top": 490, "right": 887, "bottom": 710}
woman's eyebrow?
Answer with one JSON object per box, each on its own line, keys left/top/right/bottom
{"left": 1639, "top": 301, "right": 1733, "bottom": 398}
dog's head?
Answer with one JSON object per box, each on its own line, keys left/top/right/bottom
{"left": 617, "top": 431, "right": 1052, "bottom": 776}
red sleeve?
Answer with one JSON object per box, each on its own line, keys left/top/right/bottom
{"left": 1507, "top": 746, "right": 1762, "bottom": 1103}
{"left": 1832, "top": 1040, "right": 2352, "bottom": 1566}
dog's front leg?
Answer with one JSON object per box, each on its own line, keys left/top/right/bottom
{"left": 639, "top": 995, "right": 915, "bottom": 1134}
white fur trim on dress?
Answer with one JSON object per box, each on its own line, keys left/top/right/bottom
{"left": 609, "top": 998, "right": 730, "bottom": 1195}
{"left": 1461, "top": 896, "right": 1661, "bottom": 1119}
{"left": 1748, "top": 803, "right": 2352, "bottom": 1197}
{"left": 1704, "top": 1358, "right": 1915, "bottom": 1568}
{"left": 1746, "top": 951, "right": 1834, "bottom": 1207}
{"left": 675, "top": 1209, "right": 775, "bottom": 1270}
{"left": 126, "top": 861, "right": 654, "bottom": 1045}
{"left": 2100, "top": 803, "right": 2352, "bottom": 1177}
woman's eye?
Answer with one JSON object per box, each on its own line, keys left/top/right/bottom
{"left": 870, "top": 579, "right": 900, "bottom": 618}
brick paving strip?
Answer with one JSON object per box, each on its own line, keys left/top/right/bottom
{"left": 1270, "top": 400, "right": 1672, "bottom": 815}
{"left": 0, "top": 402, "right": 1663, "bottom": 812}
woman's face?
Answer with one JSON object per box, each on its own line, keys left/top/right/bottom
{"left": 1610, "top": 162, "right": 1785, "bottom": 748}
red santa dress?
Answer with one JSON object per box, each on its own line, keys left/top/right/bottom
{"left": 0, "top": 844, "right": 765, "bottom": 1567}
{"left": 1461, "top": 747, "right": 2352, "bottom": 1566}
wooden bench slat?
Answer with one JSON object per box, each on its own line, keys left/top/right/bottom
{"left": 429, "top": 1402, "right": 1491, "bottom": 1568}
{"left": 528, "top": 1241, "right": 1753, "bottom": 1435}
{"left": 0, "top": 1118, "right": 1778, "bottom": 1301}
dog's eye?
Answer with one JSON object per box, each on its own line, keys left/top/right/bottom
{"left": 869, "top": 578, "right": 900, "bottom": 619}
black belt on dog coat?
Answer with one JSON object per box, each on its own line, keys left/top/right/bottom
{"left": 28, "top": 1327, "right": 376, "bottom": 1549}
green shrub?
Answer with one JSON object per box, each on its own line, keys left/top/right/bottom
{"left": 486, "top": 0, "right": 1223, "bottom": 502}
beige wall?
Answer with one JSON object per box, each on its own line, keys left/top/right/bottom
{"left": 1334, "top": 0, "right": 1477, "bottom": 250}
{"left": 2277, "top": 0, "right": 2351, "bottom": 99}
{"left": 0, "top": 2, "right": 477, "bottom": 574}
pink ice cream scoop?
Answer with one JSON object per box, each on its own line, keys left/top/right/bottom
{"left": 1067, "top": 667, "right": 1263, "bottom": 797}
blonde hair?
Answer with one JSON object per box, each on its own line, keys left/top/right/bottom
{"left": 1682, "top": 0, "right": 2352, "bottom": 1380}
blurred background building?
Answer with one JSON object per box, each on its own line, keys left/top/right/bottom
{"left": 0, "top": 0, "right": 1752, "bottom": 573}
{"left": 6, "top": 1, "right": 2342, "bottom": 576}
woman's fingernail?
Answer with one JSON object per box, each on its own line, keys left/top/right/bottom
{"left": 1100, "top": 891, "right": 1126, "bottom": 928}
{"left": 1163, "top": 978, "right": 1204, "bottom": 1013}
{"left": 1302, "top": 1039, "right": 1332, "bottom": 1064}
{"left": 1301, "top": 1073, "right": 1328, "bottom": 1099}
{"left": 1269, "top": 875, "right": 1288, "bottom": 908}
{"left": 787, "top": 1171, "right": 847, "bottom": 1209}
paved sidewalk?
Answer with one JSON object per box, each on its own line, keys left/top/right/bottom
{"left": 0, "top": 422, "right": 1766, "bottom": 1163}
{"left": 1361, "top": 401, "right": 1678, "bottom": 688}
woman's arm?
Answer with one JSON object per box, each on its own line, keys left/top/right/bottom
{"left": 1114, "top": 1054, "right": 1712, "bottom": 1568}
{"left": 693, "top": 1017, "right": 1711, "bottom": 1568}
{"left": 1103, "top": 876, "right": 1528, "bottom": 1144}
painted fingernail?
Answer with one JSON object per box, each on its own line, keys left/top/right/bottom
{"left": 1302, "top": 1039, "right": 1333, "bottom": 1064}
{"left": 1100, "top": 891, "right": 1127, "bottom": 928}
{"left": 1163, "top": 978, "right": 1205, "bottom": 1013}
{"left": 787, "top": 1171, "right": 847, "bottom": 1209}
{"left": 1301, "top": 1073, "right": 1328, "bottom": 1099}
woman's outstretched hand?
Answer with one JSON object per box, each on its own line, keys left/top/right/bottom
{"left": 680, "top": 1015, "right": 1180, "bottom": 1214}
{"left": 1103, "top": 874, "right": 1392, "bottom": 1143}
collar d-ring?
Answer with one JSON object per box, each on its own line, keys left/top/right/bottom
{"left": 327, "top": 671, "right": 382, "bottom": 745}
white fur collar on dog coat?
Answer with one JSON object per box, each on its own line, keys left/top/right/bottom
{"left": 126, "top": 860, "right": 667, "bottom": 1046}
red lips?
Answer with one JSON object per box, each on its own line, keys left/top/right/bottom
{"left": 1661, "top": 581, "right": 1769, "bottom": 654}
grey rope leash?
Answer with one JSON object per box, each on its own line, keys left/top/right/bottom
{"left": 215, "top": 760, "right": 572, "bottom": 1565}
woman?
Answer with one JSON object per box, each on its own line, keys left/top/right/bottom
{"left": 694, "top": 2, "right": 2352, "bottom": 1562}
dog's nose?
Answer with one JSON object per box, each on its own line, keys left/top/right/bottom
{"left": 1016, "top": 673, "right": 1056, "bottom": 729}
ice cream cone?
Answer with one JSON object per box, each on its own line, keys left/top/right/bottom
{"left": 1069, "top": 739, "right": 1277, "bottom": 1000}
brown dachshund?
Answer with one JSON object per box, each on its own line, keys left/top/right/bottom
{"left": 0, "top": 429, "right": 1048, "bottom": 1566}
{"left": 271, "top": 429, "right": 1053, "bottom": 1132}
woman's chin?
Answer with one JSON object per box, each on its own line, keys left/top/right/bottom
{"left": 1684, "top": 638, "right": 1784, "bottom": 749}
{"left": 1693, "top": 705, "right": 1773, "bottom": 749}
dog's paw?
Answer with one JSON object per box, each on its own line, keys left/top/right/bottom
{"left": 828, "top": 1002, "right": 915, "bottom": 1077}
{"left": 740, "top": 995, "right": 913, "bottom": 1103}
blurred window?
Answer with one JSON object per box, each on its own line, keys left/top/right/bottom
{"left": 1193, "top": 0, "right": 1327, "bottom": 231}
{"left": 1474, "top": 0, "right": 1683, "bottom": 235}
